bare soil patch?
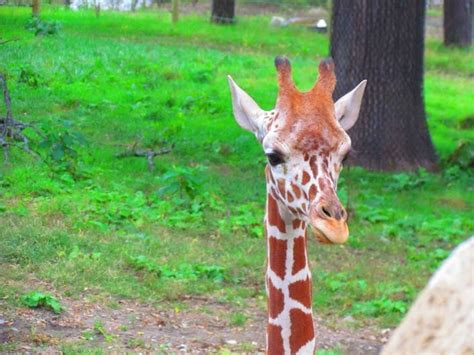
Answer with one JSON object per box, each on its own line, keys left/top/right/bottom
{"left": 1, "top": 292, "right": 385, "bottom": 354}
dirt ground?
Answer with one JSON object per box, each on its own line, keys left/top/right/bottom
{"left": 1, "top": 290, "right": 386, "bottom": 354}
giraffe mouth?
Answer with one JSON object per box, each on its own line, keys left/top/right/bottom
{"left": 312, "top": 227, "right": 334, "bottom": 244}
{"left": 310, "top": 219, "right": 349, "bottom": 245}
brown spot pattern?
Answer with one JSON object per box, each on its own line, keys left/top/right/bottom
{"left": 322, "top": 157, "right": 329, "bottom": 170}
{"left": 267, "top": 194, "right": 286, "bottom": 233}
{"left": 289, "top": 278, "right": 312, "bottom": 309}
{"left": 268, "top": 279, "right": 285, "bottom": 319}
{"left": 291, "top": 183, "right": 301, "bottom": 199}
{"left": 318, "top": 177, "right": 327, "bottom": 192}
{"left": 302, "top": 171, "right": 310, "bottom": 185}
{"left": 287, "top": 192, "right": 294, "bottom": 203}
{"left": 292, "top": 219, "right": 302, "bottom": 230}
{"left": 265, "top": 165, "right": 275, "bottom": 185}
{"left": 309, "top": 156, "right": 318, "bottom": 177}
{"left": 292, "top": 237, "right": 306, "bottom": 274}
{"left": 289, "top": 309, "right": 315, "bottom": 353}
{"left": 277, "top": 179, "right": 286, "bottom": 199}
{"left": 288, "top": 206, "right": 298, "bottom": 215}
{"left": 267, "top": 324, "right": 284, "bottom": 354}
{"left": 309, "top": 184, "right": 317, "bottom": 200}
{"left": 268, "top": 237, "right": 287, "bottom": 280}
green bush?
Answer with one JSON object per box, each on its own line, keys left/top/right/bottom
{"left": 25, "top": 17, "right": 61, "bottom": 36}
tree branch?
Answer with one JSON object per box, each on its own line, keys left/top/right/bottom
{"left": 0, "top": 73, "right": 39, "bottom": 161}
{"left": 116, "top": 145, "right": 173, "bottom": 171}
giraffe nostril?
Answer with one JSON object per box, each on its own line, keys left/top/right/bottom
{"left": 321, "top": 206, "right": 332, "bottom": 218}
{"left": 341, "top": 209, "right": 347, "bottom": 220}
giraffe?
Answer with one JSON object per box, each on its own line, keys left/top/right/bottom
{"left": 228, "top": 57, "right": 367, "bottom": 354}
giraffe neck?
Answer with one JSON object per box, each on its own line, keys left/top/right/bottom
{"left": 265, "top": 191, "right": 315, "bottom": 354}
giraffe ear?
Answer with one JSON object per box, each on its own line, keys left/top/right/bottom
{"left": 228, "top": 75, "right": 265, "bottom": 140}
{"left": 335, "top": 80, "right": 367, "bottom": 131}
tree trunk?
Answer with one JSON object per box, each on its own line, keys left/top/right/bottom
{"left": 172, "top": 0, "right": 179, "bottom": 23}
{"left": 444, "top": 0, "right": 473, "bottom": 47}
{"left": 331, "top": 0, "right": 438, "bottom": 171}
{"left": 211, "top": 0, "right": 235, "bottom": 24}
{"left": 32, "top": 0, "right": 40, "bottom": 17}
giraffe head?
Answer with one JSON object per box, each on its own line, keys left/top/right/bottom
{"left": 228, "top": 57, "right": 366, "bottom": 245}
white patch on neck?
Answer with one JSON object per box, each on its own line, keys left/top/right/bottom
{"left": 296, "top": 338, "right": 316, "bottom": 355}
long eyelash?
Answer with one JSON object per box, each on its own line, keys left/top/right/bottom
{"left": 266, "top": 152, "right": 285, "bottom": 166}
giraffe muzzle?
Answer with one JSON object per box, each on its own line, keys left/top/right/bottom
{"left": 310, "top": 201, "right": 349, "bottom": 244}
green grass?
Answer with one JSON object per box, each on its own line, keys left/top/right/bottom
{"left": 0, "top": 5, "right": 473, "bottom": 345}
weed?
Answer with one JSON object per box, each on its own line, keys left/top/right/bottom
{"left": 82, "top": 330, "right": 95, "bottom": 341}
{"left": 21, "top": 291, "right": 63, "bottom": 314}
{"left": 127, "top": 337, "right": 145, "bottom": 348}
{"left": 68, "top": 246, "right": 102, "bottom": 260}
{"left": 316, "top": 349, "right": 342, "bottom": 355}
{"left": 93, "top": 320, "right": 114, "bottom": 342}
{"left": 230, "top": 312, "right": 247, "bottom": 326}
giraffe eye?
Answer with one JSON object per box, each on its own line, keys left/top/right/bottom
{"left": 266, "top": 152, "right": 285, "bottom": 166}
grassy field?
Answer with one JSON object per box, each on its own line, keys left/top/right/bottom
{"left": 0, "top": 6, "right": 473, "bottom": 353}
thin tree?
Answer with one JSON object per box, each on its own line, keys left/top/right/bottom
{"left": 211, "top": 0, "right": 235, "bottom": 24}
{"left": 32, "top": 0, "right": 40, "bottom": 17}
{"left": 331, "top": 0, "right": 438, "bottom": 171}
{"left": 444, "top": 0, "right": 473, "bottom": 47}
{"left": 172, "top": 0, "right": 179, "bottom": 24}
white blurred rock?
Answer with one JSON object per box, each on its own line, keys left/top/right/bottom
{"left": 316, "top": 19, "right": 327, "bottom": 29}
{"left": 382, "top": 237, "right": 474, "bottom": 355}
{"left": 270, "top": 16, "right": 287, "bottom": 27}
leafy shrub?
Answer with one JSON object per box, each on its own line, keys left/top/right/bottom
{"left": 407, "top": 246, "right": 451, "bottom": 270}
{"left": 385, "top": 170, "right": 430, "bottom": 191}
{"left": 218, "top": 202, "right": 263, "bottom": 238}
{"left": 18, "top": 67, "right": 43, "bottom": 87}
{"left": 21, "top": 291, "right": 62, "bottom": 313}
{"left": 25, "top": 17, "right": 61, "bottom": 36}
{"left": 72, "top": 188, "right": 209, "bottom": 230}
{"left": 129, "top": 255, "right": 225, "bottom": 282}
{"left": 356, "top": 204, "right": 395, "bottom": 223}
{"left": 68, "top": 245, "right": 102, "bottom": 261}
{"left": 352, "top": 296, "right": 407, "bottom": 317}
{"left": 39, "top": 119, "right": 87, "bottom": 178}
{"left": 157, "top": 165, "right": 206, "bottom": 200}
{"left": 444, "top": 140, "right": 474, "bottom": 170}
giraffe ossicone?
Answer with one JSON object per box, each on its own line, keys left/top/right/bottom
{"left": 228, "top": 57, "right": 367, "bottom": 354}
